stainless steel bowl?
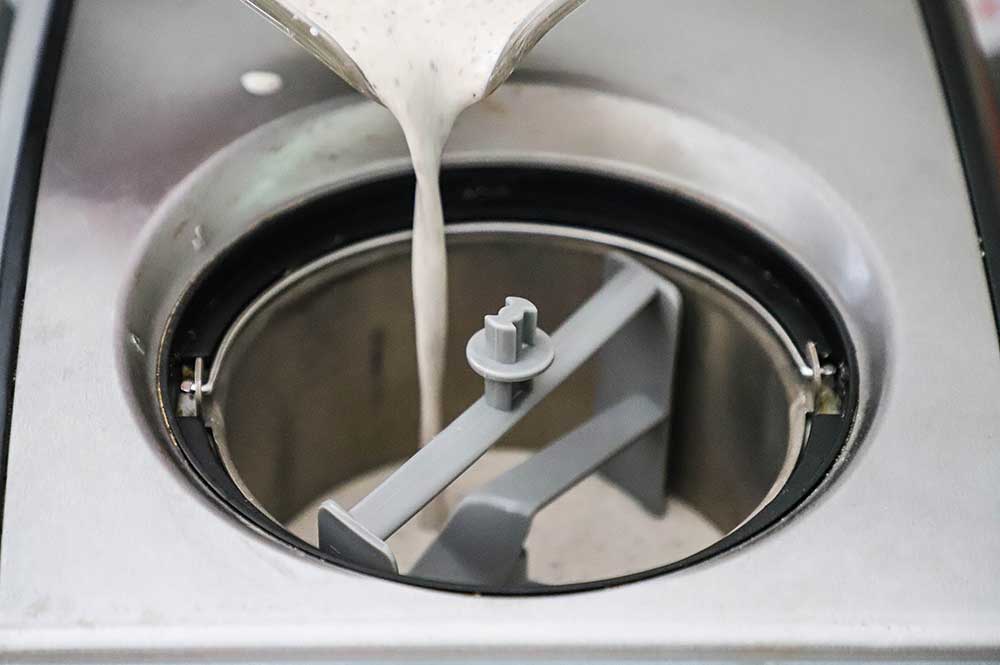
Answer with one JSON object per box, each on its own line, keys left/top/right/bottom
{"left": 118, "top": 83, "right": 878, "bottom": 592}
{"left": 185, "top": 221, "right": 811, "bottom": 585}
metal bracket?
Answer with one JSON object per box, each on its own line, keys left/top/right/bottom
{"left": 177, "top": 357, "right": 207, "bottom": 418}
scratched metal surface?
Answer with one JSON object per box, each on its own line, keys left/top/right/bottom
{"left": 1, "top": 1, "right": 999, "bottom": 661}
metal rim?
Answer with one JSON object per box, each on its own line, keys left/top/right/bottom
{"left": 204, "top": 223, "right": 813, "bottom": 395}
{"left": 200, "top": 223, "right": 814, "bottom": 546}
{"left": 156, "top": 166, "right": 858, "bottom": 595}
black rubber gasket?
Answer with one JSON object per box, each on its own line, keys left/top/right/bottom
{"left": 0, "top": 1, "right": 75, "bottom": 567}
{"left": 919, "top": 1, "right": 1000, "bottom": 348}
{"left": 164, "top": 167, "right": 858, "bottom": 595}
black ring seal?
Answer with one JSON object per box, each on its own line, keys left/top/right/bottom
{"left": 163, "top": 166, "right": 857, "bottom": 595}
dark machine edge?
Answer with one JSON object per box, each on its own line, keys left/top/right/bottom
{"left": 0, "top": 1, "right": 74, "bottom": 565}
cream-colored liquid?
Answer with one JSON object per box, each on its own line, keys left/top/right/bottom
{"left": 270, "top": 0, "right": 554, "bottom": 445}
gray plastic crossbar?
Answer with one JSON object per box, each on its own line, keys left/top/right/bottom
{"left": 318, "top": 255, "right": 675, "bottom": 573}
{"left": 409, "top": 394, "right": 667, "bottom": 584}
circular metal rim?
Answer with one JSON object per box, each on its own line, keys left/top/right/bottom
{"left": 198, "top": 222, "right": 813, "bottom": 550}
{"left": 204, "top": 223, "right": 812, "bottom": 392}
{"left": 157, "top": 166, "right": 858, "bottom": 595}
{"left": 116, "top": 84, "right": 884, "bottom": 595}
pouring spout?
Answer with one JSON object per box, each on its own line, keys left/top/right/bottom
{"left": 240, "top": 0, "right": 380, "bottom": 101}
{"left": 485, "top": 0, "right": 587, "bottom": 97}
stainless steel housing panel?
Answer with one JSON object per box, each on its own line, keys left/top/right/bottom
{"left": 1, "top": 0, "right": 998, "bottom": 661}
